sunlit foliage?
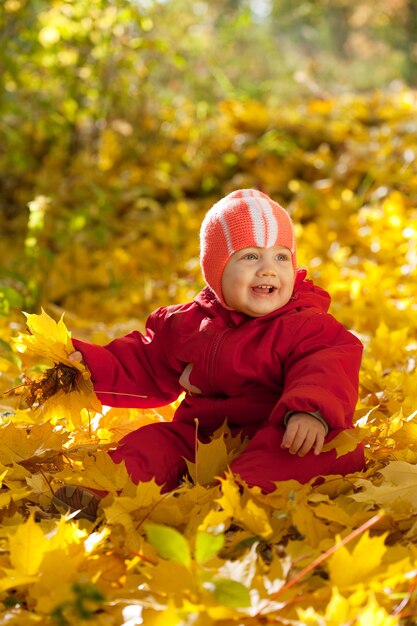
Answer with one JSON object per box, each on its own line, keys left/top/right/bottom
{"left": 0, "top": 86, "right": 416, "bottom": 623}
{"left": 1, "top": 2, "right": 417, "bottom": 623}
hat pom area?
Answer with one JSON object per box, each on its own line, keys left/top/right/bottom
{"left": 200, "top": 189, "right": 296, "bottom": 305}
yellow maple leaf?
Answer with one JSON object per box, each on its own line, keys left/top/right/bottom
{"left": 323, "top": 588, "right": 353, "bottom": 625}
{"left": 47, "top": 516, "right": 87, "bottom": 550}
{"left": 321, "top": 427, "right": 365, "bottom": 458}
{"left": 297, "top": 589, "right": 396, "bottom": 626}
{"left": 0, "top": 484, "right": 32, "bottom": 509}
{"left": 369, "top": 320, "right": 410, "bottom": 366}
{"left": 357, "top": 594, "right": 399, "bottom": 626}
{"left": 328, "top": 530, "right": 387, "bottom": 588}
{"left": 310, "top": 498, "right": 361, "bottom": 528}
{"left": 215, "top": 472, "right": 242, "bottom": 517}
{"left": 74, "top": 448, "right": 131, "bottom": 493}
{"left": 7, "top": 513, "right": 50, "bottom": 577}
{"left": 103, "top": 496, "right": 138, "bottom": 531}
{"left": 291, "top": 504, "right": 333, "bottom": 546}
{"left": 96, "top": 406, "right": 161, "bottom": 443}
{"left": 13, "top": 309, "right": 102, "bottom": 426}
{"left": 0, "top": 422, "right": 68, "bottom": 465}
{"left": 34, "top": 551, "right": 79, "bottom": 614}
{"left": 239, "top": 496, "right": 273, "bottom": 538}
{"left": 14, "top": 309, "right": 77, "bottom": 365}
{"left": 200, "top": 473, "right": 272, "bottom": 538}
{"left": 186, "top": 435, "right": 229, "bottom": 486}
{"left": 0, "top": 569, "right": 38, "bottom": 593}
{"left": 104, "top": 479, "right": 163, "bottom": 529}
{"left": 34, "top": 391, "right": 101, "bottom": 431}
{"left": 352, "top": 461, "right": 417, "bottom": 510}
{"left": 199, "top": 474, "right": 241, "bottom": 532}
{"left": 185, "top": 421, "right": 245, "bottom": 486}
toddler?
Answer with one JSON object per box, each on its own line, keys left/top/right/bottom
{"left": 53, "top": 189, "right": 365, "bottom": 520}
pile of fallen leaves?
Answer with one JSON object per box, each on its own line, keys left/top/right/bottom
{"left": 0, "top": 90, "right": 417, "bottom": 624}
{"left": 0, "top": 270, "right": 416, "bottom": 626}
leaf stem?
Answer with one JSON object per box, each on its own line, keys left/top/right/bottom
{"left": 135, "top": 492, "right": 172, "bottom": 531}
{"left": 270, "top": 512, "right": 383, "bottom": 600}
{"left": 95, "top": 390, "right": 148, "bottom": 398}
{"left": 128, "top": 550, "right": 158, "bottom": 566}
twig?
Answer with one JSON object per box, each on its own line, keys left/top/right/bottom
{"left": 392, "top": 571, "right": 417, "bottom": 616}
{"left": 1, "top": 382, "right": 27, "bottom": 395}
{"left": 128, "top": 550, "right": 158, "bottom": 566}
{"left": 270, "top": 513, "right": 383, "bottom": 600}
{"left": 135, "top": 492, "right": 172, "bottom": 531}
{"left": 38, "top": 465, "right": 55, "bottom": 495}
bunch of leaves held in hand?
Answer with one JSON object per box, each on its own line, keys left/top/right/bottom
{"left": 24, "top": 363, "right": 81, "bottom": 409}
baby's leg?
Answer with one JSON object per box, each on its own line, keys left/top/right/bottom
{"left": 52, "top": 421, "right": 196, "bottom": 519}
{"left": 230, "top": 423, "right": 365, "bottom": 493}
{"left": 110, "top": 421, "right": 197, "bottom": 491}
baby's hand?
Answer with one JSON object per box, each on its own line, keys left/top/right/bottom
{"left": 281, "top": 412, "right": 326, "bottom": 457}
{"left": 69, "top": 351, "right": 83, "bottom": 363}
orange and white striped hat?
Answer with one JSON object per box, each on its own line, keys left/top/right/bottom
{"left": 200, "top": 189, "right": 296, "bottom": 305}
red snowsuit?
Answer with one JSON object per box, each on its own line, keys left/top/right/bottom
{"left": 73, "top": 270, "right": 365, "bottom": 493}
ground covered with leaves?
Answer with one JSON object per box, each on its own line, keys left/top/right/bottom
{"left": 0, "top": 90, "right": 417, "bottom": 625}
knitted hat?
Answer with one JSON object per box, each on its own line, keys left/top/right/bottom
{"left": 200, "top": 189, "right": 296, "bottom": 305}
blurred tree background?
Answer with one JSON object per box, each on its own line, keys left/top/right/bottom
{"left": 1, "top": 0, "right": 417, "bottom": 326}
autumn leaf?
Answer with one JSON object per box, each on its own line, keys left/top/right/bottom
{"left": 351, "top": 461, "right": 417, "bottom": 510}
{"left": 185, "top": 421, "right": 245, "bottom": 486}
{"left": 327, "top": 531, "right": 388, "bottom": 588}
{"left": 7, "top": 513, "right": 50, "bottom": 577}
{"left": 32, "top": 392, "right": 101, "bottom": 431}
{"left": 0, "top": 422, "right": 68, "bottom": 465}
{"left": 145, "top": 522, "right": 191, "bottom": 568}
{"left": 321, "top": 427, "right": 365, "bottom": 458}
{"left": 291, "top": 503, "right": 333, "bottom": 546}
{"left": 141, "top": 604, "right": 185, "bottom": 626}
{"left": 13, "top": 309, "right": 102, "bottom": 427}
{"left": 194, "top": 531, "right": 225, "bottom": 564}
{"left": 297, "top": 590, "right": 399, "bottom": 626}
{"left": 103, "top": 478, "right": 164, "bottom": 530}
{"left": 14, "top": 309, "right": 80, "bottom": 368}
{"left": 185, "top": 435, "right": 228, "bottom": 486}
{"left": 0, "top": 569, "right": 38, "bottom": 593}
{"left": 208, "top": 578, "right": 251, "bottom": 608}
{"left": 71, "top": 448, "right": 131, "bottom": 493}
{"left": 201, "top": 473, "right": 273, "bottom": 538}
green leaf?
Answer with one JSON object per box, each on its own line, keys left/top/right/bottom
{"left": 0, "top": 287, "right": 24, "bottom": 317}
{"left": 195, "top": 531, "right": 224, "bottom": 564}
{"left": 212, "top": 578, "right": 251, "bottom": 608}
{"left": 145, "top": 523, "right": 191, "bottom": 568}
{"left": 0, "top": 338, "right": 22, "bottom": 368}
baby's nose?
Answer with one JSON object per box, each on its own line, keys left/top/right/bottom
{"left": 258, "top": 263, "right": 276, "bottom": 276}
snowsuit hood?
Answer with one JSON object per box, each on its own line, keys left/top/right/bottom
{"left": 194, "top": 268, "right": 331, "bottom": 323}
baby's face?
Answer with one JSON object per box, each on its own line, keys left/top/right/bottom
{"left": 221, "top": 245, "right": 295, "bottom": 317}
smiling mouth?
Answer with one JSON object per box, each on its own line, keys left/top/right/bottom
{"left": 252, "top": 285, "right": 276, "bottom": 295}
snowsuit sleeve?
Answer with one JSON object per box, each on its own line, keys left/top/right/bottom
{"left": 72, "top": 307, "right": 182, "bottom": 407}
{"left": 269, "top": 312, "right": 363, "bottom": 431}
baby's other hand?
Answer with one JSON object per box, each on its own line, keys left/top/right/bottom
{"left": 281, "top": 412, "right": 326, "bottom": 457}
{"left": 68, "top": 351, "right": 83, "bottom": 363}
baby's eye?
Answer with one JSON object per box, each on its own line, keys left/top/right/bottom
{"left": 243, "top": 253, "right": 258, "bottom": 260}
{"left": 276, "top": 253, "right": 289, "bottom": 262}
